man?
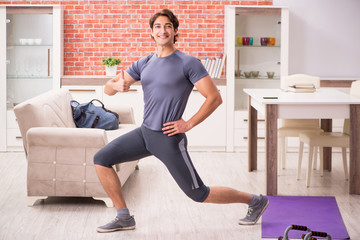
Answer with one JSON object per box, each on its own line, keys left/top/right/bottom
{"left": 94, "top": 9, "right": 269, "bottom": 233}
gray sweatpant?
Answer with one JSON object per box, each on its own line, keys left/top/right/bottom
{"left": 94, "top": 125, "right": 210, "bottom": 202}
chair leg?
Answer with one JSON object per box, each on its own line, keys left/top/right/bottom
{"left": 278, "top": 137, "right": 282, "bottom": 174}
{"left": 313, "top": 146, "right": 318, "bottom": 170}
{"left": 342, "top": 147, "right": 349, "bottom": 181}
{"left": 297, "top": 141, "right": 304, "bottom": 180}
{"left": 281, "top": 137, "right": 286, "bottom": 169}
{"left": 306, "top": 146, "right": 314, "bottom": 187}
{"left": 320, "top": 147, "right": 324, "bottom": 177}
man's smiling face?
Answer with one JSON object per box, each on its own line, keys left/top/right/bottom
{"left": 151, "top": 15, "right": 177, "bottom": 46}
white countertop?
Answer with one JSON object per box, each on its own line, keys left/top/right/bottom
{"left": 244, "top": 88, "right": 360, "bottom": 105}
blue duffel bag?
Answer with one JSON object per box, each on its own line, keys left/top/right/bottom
{"left": 70, "top": 99, "right": 119, "bottom": 130}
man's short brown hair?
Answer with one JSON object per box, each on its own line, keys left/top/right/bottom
{"left": 149, "top": 9, "right": 179, "bottom": 43}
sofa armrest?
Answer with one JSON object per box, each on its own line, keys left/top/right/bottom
{"left": 27, "top": 127, "right": 108, "bottom": 148}
{"left": 106, "top": 104, "right": 136, "bottom": 124}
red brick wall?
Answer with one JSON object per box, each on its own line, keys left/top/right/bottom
{"left": 2, "top": 0, "right": 272, "bottom": 76}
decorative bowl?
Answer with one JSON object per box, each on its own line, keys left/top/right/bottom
{"left": 244, "top": 71, "right": 252, "bottom": 78}
{"left": 251, "top": 71, "right": 259, "bottom": 78}
{"left": 267, "top": 72, "right": 275, "bottom": 79}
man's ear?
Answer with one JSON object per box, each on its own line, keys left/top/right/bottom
{"left": 174, "top": 29, "right": 178, "bottom": 43}
{"left": 150, "top": 30, "right": 155, "bottom": 41}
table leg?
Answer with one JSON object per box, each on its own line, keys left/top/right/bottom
{"left": 266, "top": 104, "right": 278, "bottom": 195}
{"left": 321, "top": 119, "right": 332, "bottom": 171}
{"left": 248, "top": 96, "right": 258, "bottom": 171}
{"left": 350, "top": 104, "right": 360, "bottom": 194}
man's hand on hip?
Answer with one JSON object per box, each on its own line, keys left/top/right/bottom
{"left": 162, "top": 119, "right": 192, "bottom": 136}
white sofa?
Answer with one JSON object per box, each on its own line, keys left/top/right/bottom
{"left": 14, "top": 88, "right": 139, "bottom": 207}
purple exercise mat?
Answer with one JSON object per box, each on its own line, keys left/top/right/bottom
{"left": 261, "top": 196, "right": 350, "bottom": 239}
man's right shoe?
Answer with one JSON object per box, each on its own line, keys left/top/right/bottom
{"left": 96, "top": 215, "right": 136, "bottom": 233}
{"left": 238, "top": 194, "right": 269, "bottom": 225}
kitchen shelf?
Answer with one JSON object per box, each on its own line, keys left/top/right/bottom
{"left": 7, "top": 44, "right": 53, "bottom": 47}
{"left": 7, "top": 75, "right": 52, "bottom": 79}
{"left": 235, "top": 45, "right": 280, "bottom": 48}
{"left": 235, "top": 76, "right": 280, "bottom": 80}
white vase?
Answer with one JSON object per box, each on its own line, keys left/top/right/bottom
{"left": 105, "top": 66, "right": 117, "bottom": 76}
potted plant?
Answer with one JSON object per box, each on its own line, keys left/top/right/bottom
{"left": 102, "top": 57, "right": 121, "bottom": 76}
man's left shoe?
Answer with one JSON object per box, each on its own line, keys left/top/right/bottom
{"left": 96, "top": 216, "right": 136, "bottom": 233}
{"left": 238, "top": 195, "right": 269, "bottom": 225}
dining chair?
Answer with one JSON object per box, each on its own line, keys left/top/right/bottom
{"left": 298, "top": 80, "right": 360, "bottom": 187}
{"left": 298, "top": 119, "right": 349, "bottom": 187}
{"left": 278, "top": 74, "right": 323, "bottom": 172}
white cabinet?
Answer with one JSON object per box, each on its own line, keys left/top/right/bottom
{"left": 101, "top": 84, "right": 227, "bottom": 150}
{"left": 6, "top": 109, "right": 23, "bottom": 147}
{"left": 0, "top": 5, "right": 63, "bottom": 151}
{"left": 234, "top": 110, "right": 266, "bottom": 151}
{"left": 185, "top": 86, "right": 227, "bottom": 151}
{"left": 102, "top": 85, "right": 144, "bottom": 126}
{"left": 61, "top": 83, "right": 227, "bottom": 149}
{"left": 62, "top": 85, "right": 103, "bottom": 103}
{"left": 225, "top": 6, "right": 289, "bottom": 151}
{"left": 103, "top": 84, "right": 227, "bottom": 149}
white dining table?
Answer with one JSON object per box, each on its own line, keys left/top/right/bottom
{"left": 244, "top": 88, "right": 360, "bottom": 195}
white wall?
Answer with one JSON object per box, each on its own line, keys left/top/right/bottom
{"left": 274, "top": 0, "right": 360, "bottom": 79}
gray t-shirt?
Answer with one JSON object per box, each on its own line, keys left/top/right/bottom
{"left": 126, "top": 50, "right": 209, "bottom": 131}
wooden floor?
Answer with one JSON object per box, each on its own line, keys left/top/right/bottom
{"left": 1, "top": 150, "right": 360, "bottom": 240}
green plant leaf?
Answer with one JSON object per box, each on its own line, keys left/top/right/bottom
{"left": 101, "top": 57, "right": 121, "bottom": 67}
